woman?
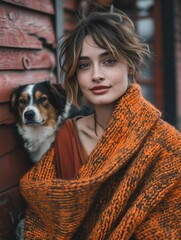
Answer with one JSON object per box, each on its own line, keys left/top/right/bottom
{"left": 20, "top": 9, "right": 181, "bottom": 239}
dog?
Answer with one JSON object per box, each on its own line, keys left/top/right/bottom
{"left": 10, "top": 81, "right": 70, "bottom": 163}
{"left": 10, "top": 81, "right": 91, "bottom": 239}
{"left": 10, "top": 81, "right": 71, "bottom": 239}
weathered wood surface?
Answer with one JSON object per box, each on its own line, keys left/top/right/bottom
{"left": 64, "top": 0, "right": 77, "bottom": 11}
{"left": 0, "top": 48, "right": 56, "bottom": 70}
{"left": 0, "top": 1, "right": 58, "bottom": 238}
{"left": 0, "top": 148, "right": 31, "bottom": 192}
{"left": 0, "top": 126, "right": 19, "bottom": 156}
{"left": 0, "top": 103, "right": 16, "bottom": 124}
{"left": 0, "top": 70, "right": 56, "bottom": 103}
{"left": 0, "top": 186, "right": 26, "bottom": 238}
{"left": 1, "top": 0, "right": 55, "bottom": 15}
{"left": 64, "top": 11, "right": 77, "bottom": 32}
{"left": 0, "top": 3, "right": 55, "bottom": 48}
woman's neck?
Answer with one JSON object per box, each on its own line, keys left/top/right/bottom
{"left": 94, "top": 104, "right": 116, "bottom": 135}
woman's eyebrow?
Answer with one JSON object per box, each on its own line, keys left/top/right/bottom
{"left": 78, "top": 51, "right": 111, "bottom": 61}
{"left": 100, "top": 51, "right": 111, "bottom": 58}
{"left": 78, "top": 56, "right": 89, "bottom": 61}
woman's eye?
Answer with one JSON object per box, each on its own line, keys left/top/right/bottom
{"left": 104, "top": 58, "right": 117, "bottom": 65}
{"left": 77, "top": 62, "right": 90, "bottom": 70}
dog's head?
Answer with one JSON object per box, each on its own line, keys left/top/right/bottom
{"left": 10, "top": 81, "right": 69, "bottom": 128}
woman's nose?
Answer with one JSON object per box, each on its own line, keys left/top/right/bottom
{"left": 92, "top": 65, "right": 104, "bottom": 82}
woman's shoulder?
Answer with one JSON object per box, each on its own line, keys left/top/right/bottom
{"left": 56, "top": 114, "right": 91, "bottom": 139}
{"left": 154, "top": 119, "right": 181, "bottom": 156}
{"left": 158, "top": 119, "right": 181, "bottom": 141}
{"left": 57, "top": 118, "right": 75, "bottom": 138}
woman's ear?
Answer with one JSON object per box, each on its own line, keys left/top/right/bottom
{"left": 128, "top": 67, "right": 135, "bottom": 83}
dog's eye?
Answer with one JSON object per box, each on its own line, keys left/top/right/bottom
{"left": 38, "top": 96, "right": 47, "bottom": 104}
{"left": 19, "top": 98, "right": 27, "bottom": 105}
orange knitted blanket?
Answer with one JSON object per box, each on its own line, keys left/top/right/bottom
{"left": 20, "top": 84, "right": 181, "bottom": 239}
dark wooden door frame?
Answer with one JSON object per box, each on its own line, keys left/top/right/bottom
{"left": 161, "top": 0, "right": 177, "bottom": 126}
{"left": 55, "top": 0, "right": 64, "bottom": 83}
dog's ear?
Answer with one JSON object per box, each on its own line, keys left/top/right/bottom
{"left": 44, "top": 82, "right": 67, "bottom": 111}
{"left": 9, "top": 85, "right": 26, "bottom": 113}
{"left": 9, "top": 88, "right": 19, "bottom": 113}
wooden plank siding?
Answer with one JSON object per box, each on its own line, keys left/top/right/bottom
{"left": 1, "top": 0, "right": 55, "bottom": 14}
{"left": 0, "top": 48, "right": 55, "bottom": 70}
{"left": 0, "top": 0, "right": 78, "bottom": 237}
{"left": 0, "top": 0, "right": 56, "bottom": 238}
{"left": 64, "top": 10, "right": 77, "bottom": 33}
{"left": 0, "top": 70, "right": 56, "bottom": 103}
{"left": 64, "top": 0, "right": 78, "bottom": 32}
{"left": 0, "top": 186, "right": 27, "bottom": 239}
{"left": 0, "top": 3, "right": 55, "bottom": 48}
{"left": 64, "top": 0, "right": 77, "bottom": 11}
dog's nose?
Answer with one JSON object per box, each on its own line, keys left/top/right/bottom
{"left": 24, "top": 110, "right": 35, "bottom": 120}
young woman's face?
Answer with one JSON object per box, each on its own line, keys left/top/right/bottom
{"left": 76, "top": 35, "right": 129, "bottom": 106}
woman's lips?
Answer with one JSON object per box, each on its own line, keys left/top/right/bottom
{"left": 90, "top": 85, "right": 111, "bottom": 95}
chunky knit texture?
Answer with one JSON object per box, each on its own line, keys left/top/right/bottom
{"left": 20, "top": 84, "right": 181, "bottom": 239}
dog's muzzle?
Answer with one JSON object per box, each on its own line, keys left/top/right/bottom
{"left": 23, "top": 110, "right": 38, "bottom": 125}
{"left": 23, "top": 107, "right": 45, "bottom": 126}
{"left": 24, "top": 110, "right": 35, "bottom": 121}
